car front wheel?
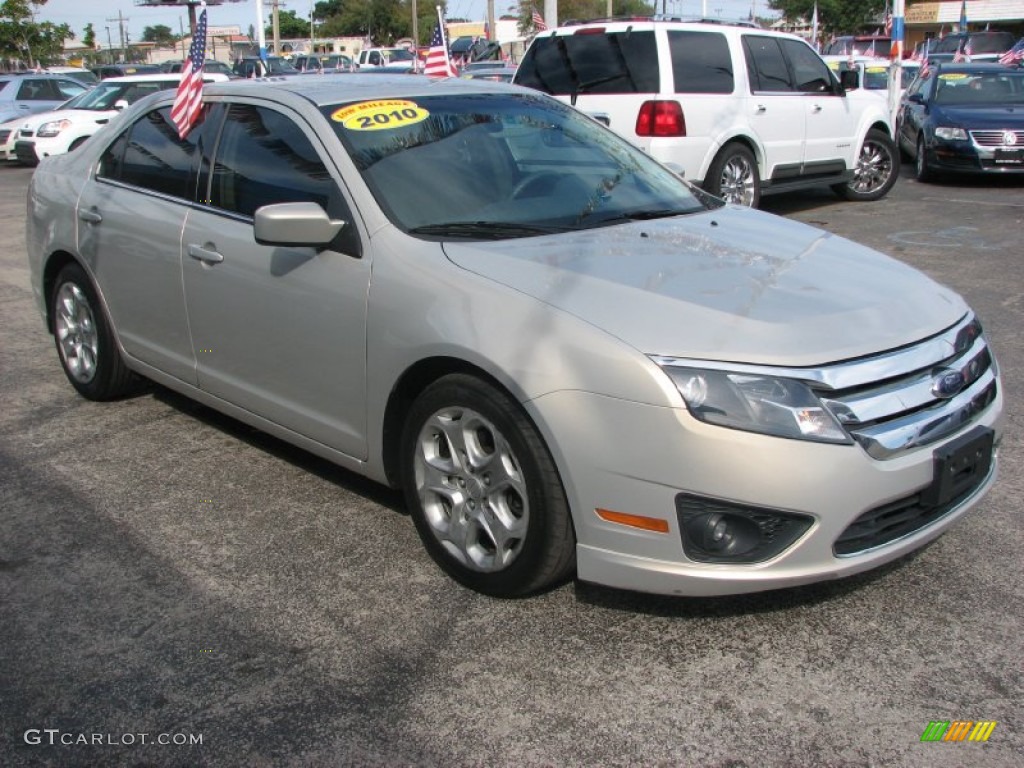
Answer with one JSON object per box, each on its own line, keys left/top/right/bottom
{"left": 51, "top": 263, "right": 135, "bottom": 400}
{"left": 401, "top": 374, "right": 576, "bottom": 597}
{"left": 835, "top": 129, "right": 898, "bottom": 201}
{"left": 704, "top": 143, "right": 760, "bottom": 207}
{"left": 915, "top": 135, "right": 935, "bottom": 182}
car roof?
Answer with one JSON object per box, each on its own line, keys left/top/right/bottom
{"left": 194, "top": 74, "right": 522, "bottom": 107}
{"left": 0, "top": 73, "right": 83, "bottom": 81}
{"left": 931, "top": 62, "right": 1022, "bottom": 72}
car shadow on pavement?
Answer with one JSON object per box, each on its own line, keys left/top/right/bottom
{"left": 150, "top": 384, "right": 407, "bottom": 515}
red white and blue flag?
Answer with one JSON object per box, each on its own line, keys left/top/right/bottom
{"left": 1000, "top": 38, "right": 1024, "bottom": 66}
{"left": 532, "top": 8, "right": 548, "bottom": 32}
{"left": 424, "top": 14, "right": 456, "bottom": 77}
{"left": 170, "top": 7, "right": 207, "bottom": 139}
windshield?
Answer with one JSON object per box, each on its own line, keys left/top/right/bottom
{"left": 328, "top": 92, "right": 712, "bottom": 238}
{"left": 67, "top": 80, "right": 177, "bottom": 111}
{"left": 933, "top": 71, "right": 1024, "bottom": 105}
{"left": 388, "top": 49, "right": 416, "bottom": 62}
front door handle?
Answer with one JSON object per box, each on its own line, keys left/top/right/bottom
{"left": 78, "top": 209, "right": 102, "bottom": 224}
{"left": 188, "top": 244, "right": 224, "bottom": 265}
{"left": 755, "top": 104, "right": 767, "bottom": 114}
{"left": 811, "top": 104, "right": 823, "bottom": 113}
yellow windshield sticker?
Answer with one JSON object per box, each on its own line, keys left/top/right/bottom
{"left": 331, "top": 100, "right": 429, "bottom": 131}
{"left": 827, "top": 61, "right": 839, "bottom": 70}
{"left": 939, "top": 73, "right": 968, "bottom": 81}
{"left": 866, "top": 67, "right": 886, "bottom": 73}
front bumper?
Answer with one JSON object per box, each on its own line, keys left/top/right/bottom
{"left": 528, "top": 383, "right": 1003, "bottom": 597}
{"left": 927, "top": 138, "right": 1024, "bottom": 174}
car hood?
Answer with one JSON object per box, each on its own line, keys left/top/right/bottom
{"left": 20, "top": 107, "right": 117, "bottom": 130}
{"left": 933, "top": 104, "right": 1024, "bottom": 127}
{"left": 442, "top": 207, "right": 967, "bottom": 367}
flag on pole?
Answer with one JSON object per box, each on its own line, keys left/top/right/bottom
{"left": 958, "top": 0, "right": 968, "bottom": 32}
{"left": 170, "top": 6, "right": 207, "bottom": 139}
{"left": 999, "top": 38, "right": 1024, "bottom": 66}
{"left": 423, "top": 8, "right": 456, "bottom": 77}
{"left": 532, "top": 8, "right": 548, "bottom": 32}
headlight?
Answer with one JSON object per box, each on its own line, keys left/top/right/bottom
{"left": 659, "top": 365, "right": 850, "bottom": 444}
{"left": 36, "top": 119, "right": 72, "bottom": 138}
{"left": 934, "top": 126, "right": 968, "bottom": 141}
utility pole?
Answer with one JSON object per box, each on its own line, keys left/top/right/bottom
{"left": 272, "top": 0, "right": 281, "bottom": 55}
{"left": 105, "top": 26, "right": 113, "bottom": 64}
{"left": 106, "top": 11, "right": 128, "bottom": 63}
{"left": 487, "top": 0, "right": 494, "bottom": 40}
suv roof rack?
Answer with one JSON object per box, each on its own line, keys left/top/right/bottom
{"left": 559, "top": 15, "right": 759, "bottom": 28}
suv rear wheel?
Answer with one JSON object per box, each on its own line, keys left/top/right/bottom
{"left": 704, "top": 143, "right": 760, "bottom": 207}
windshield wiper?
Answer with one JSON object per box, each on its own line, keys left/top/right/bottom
{"left": 407, "top": 221, "right": 570, "bottom": 239}
{"left": 583, "top": 208, "right": 696, "bottom": 227}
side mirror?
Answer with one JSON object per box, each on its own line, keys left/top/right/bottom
{"left": 114, "top": 99, "right": 130, "bottom": 110}
{"left": 908, "top": 92, "right": 926, "bottom": 104}
{"left": 253, "top": 202, "right": 345, "bottom": 247}
{"left": 839, "top": 70, "right": 859, "bottom": 90}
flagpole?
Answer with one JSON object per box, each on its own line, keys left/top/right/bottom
{"left": 255, "top": 0, "right": 267, "bottom": 61}
{"left": 888, "top": 0, "right": 905, "bottom": 122}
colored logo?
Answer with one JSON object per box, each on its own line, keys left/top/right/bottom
{"left": 931, "top": 368, "right": 966, "bottom": 399}
{"left": 920, "top": 720, "right": 997, "bottom": 742}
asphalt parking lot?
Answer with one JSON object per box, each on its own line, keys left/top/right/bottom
{"left": 1, "top": 163, "right": 1022, "bottom": 767}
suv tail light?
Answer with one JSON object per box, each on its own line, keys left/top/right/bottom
{"left": 635, "top": 100, "right": 686, "bottom": 137}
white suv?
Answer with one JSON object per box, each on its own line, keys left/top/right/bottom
{"left": 514, "top": 18, "right": 899, "bottom": 207}
{"left": 13, "top": 73, "right": 229, "bottom": 166}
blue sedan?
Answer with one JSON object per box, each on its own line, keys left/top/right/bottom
{"left": 897, "top": 62, "right": 1024, "bottom": 181}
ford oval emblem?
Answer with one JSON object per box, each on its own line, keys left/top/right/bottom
{"left": 932, "top": 369, "right": 966, "bottom": 399}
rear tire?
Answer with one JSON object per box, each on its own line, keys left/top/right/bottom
{"left": 704, "top": 143, "right": 760, "bottom": 207}
{"left": 51, "top": 263, "right": 136, "bottom": 400}
{"left": 400, "top": 374, "right": 576, "bottom": 597}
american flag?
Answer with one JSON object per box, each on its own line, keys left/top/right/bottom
{"left": 423, "top": 18, "right": 456, "bottom": 77}
{"left": 170, "top": 8, "right": 207, "bottom": 139}
{"left": 1000, "top": 38, "right": 1024, "bottom": 66}
{"left": 532, "top": 8, "right": 547, "bottom": 32}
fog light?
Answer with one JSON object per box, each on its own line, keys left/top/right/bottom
{"left": 677, "top": 494, "right": 813, "bottom": 563}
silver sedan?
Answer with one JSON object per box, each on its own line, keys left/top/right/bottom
{"left": 26, "top": 76, "right": 1002, "bottom": 597}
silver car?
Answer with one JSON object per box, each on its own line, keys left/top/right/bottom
{"left": 26, "top": 76, "right": 1003, "bottom": 598}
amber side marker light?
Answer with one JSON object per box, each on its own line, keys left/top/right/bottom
{"left": 596, "top": 508, "right": 670, "bottom": 533}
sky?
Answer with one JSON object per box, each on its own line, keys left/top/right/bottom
{"left": 34, "top": 0, "right": 776, "bottom": 43}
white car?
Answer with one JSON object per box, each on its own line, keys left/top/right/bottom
{"left": 515, "top": 19, "right": 899, "bottom": 207}
{"left": 824, "top": 56, "right": 922, "bottom": 118}
{"left": 13, "top": 73, "right": 229, "bottom": 166}
{"left": 0, "top": 116, "right": 22, "bottom": 161}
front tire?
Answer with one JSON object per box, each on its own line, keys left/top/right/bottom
{"left": 915, "top": 135, "right": 935, "bottom": 183}
{"left": 704, "top": 143, "right": 760, "bottom": 207}
{"left": 400, "top": 374, "right": 576, "bottom": 597}
{"left": 51, "top": 263, "right": 135, "bottom": 400}
{"left": 834, "top": 129, "right": 898, "bottom": 201}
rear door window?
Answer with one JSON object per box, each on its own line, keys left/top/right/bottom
{"left": 667, "top": 30, "right": 733, "bottom": 94}
{"left": 743, "top": 36, "right": 794, "bottom": 92}
{"left": 514, "top": 31, "right": 660, "bottom": 95}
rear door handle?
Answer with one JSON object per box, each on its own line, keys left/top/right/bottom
{"left": 78, "top": 209, "right": 102, "bottom": 224}
{"left": 811, "top": 104, "right": 823, "bottom": 113}
{"left": 188, "top": 244, "right": 224, "bottom": 265}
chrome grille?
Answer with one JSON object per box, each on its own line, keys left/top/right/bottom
{"left": 817, "top": 315, "right": 996, "bottom": 459}
{"left": 971, "top": 129, "right": 1024, "bottom": 147}
{"left": 19, "top": 129, "right": 33, "bottom": 138}
{"left": 0, "top": 129, "right": 9, "bottom": 143}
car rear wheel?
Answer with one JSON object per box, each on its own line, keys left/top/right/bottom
{"left": 915, "top": 135, "right": 935, "bottom": 182}
{"left": 51, "top": 263, "right": 135, "bottom": 400}
{"left": 401, "top": 374, "right": 576, "bottom": 597}
{"left": 835, "top": 129, "right": 898, "bottom": 201}
{"left": 704, "top": 143, "right": 760, "bottom": 207}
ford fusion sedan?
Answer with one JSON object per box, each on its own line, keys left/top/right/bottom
{"left": 26, "top": 77, "right": 1002, "bottom": 597}
{"left": 898, "top": 63, "right": 1024, "bottom": 181}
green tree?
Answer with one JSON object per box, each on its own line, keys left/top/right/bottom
{"left": 767, "top": 0, "right": 886, "bottom": 38}
{"left": 271, "top": 9, "right": 315, "bottom": 39}
{"left": 82, "top": 21, "right": 95, "bottom": 49}
{"left": 0, "top": 0, "right": 72, "bottom": 65}
{"left": 142, "top": 24, "right": 175, "bottom": 45}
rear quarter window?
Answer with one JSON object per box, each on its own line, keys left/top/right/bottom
{"left": 668, "top": 30, "right": 733, "bottom": 93}
{"left": 515, "top": 31, "right": 659, "bottom": 95}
